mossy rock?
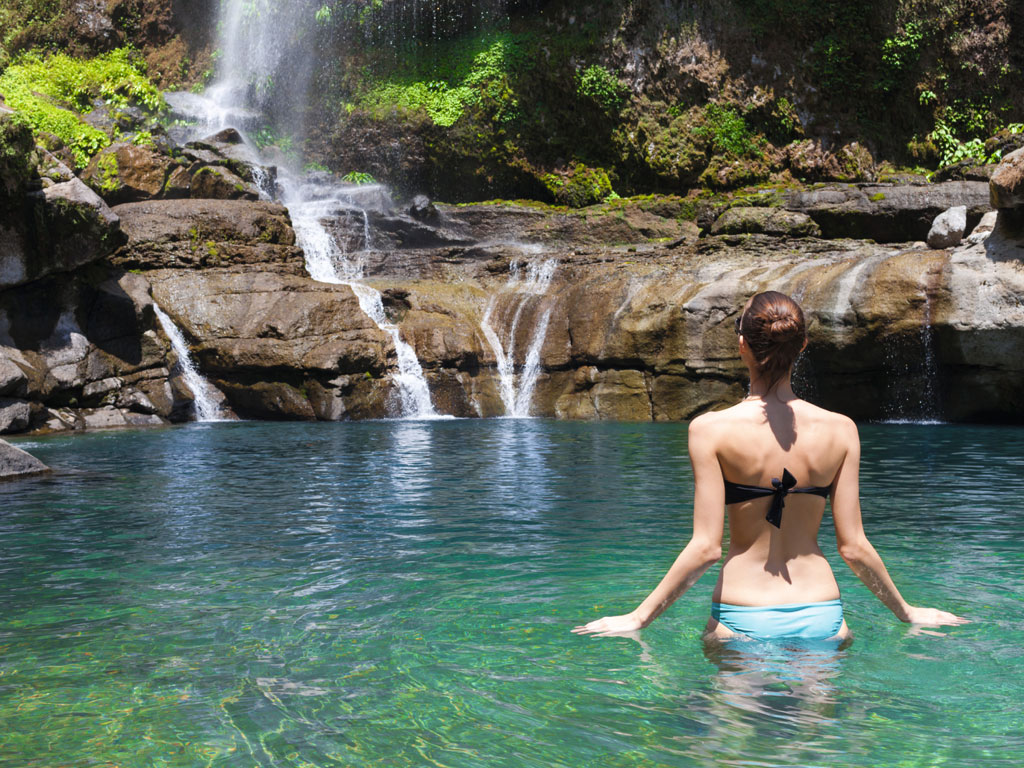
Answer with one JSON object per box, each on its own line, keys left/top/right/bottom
{"left": 710, "top": 206, "right": 821, "bottom": 237}
{"left": 632, "top": 104, "right": 710, "bottom": 186}
{"left": 542, "top": 163, "right": 614, "bottom": 208}
{"left": 81, "top": 142, "right": 180, "bottom": 204}
{"left": 699, "top": 154, "right": 771, "bottom": 190}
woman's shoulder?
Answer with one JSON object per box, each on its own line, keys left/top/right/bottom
{"left": 688, "top": 403, "right": 750, "bottom": 435}
{"left": 795, "top": 400, "right": 859, "bottom": 436}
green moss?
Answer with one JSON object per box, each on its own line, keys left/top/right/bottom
{"left": 95, "top": 150, "right": 119, "bottom": 193}
{"left": 576, "top": 65, "right": 626, "bottom": 113}
{"left": 354, "top": 32, "right": 532, "bottom": 127}
{"left": 696, "top": 103, "right": 761, "bottom": 159}
{"left": 0, "top": 113, "right": 37, "bottom": 195}
{"left": 0, "top": 48, "right": 165, "bottom": 167}
{"left": 542, "top": 163, "right": 614, "bottom": 208}
{"left": 870, "top": 192, "right": 886, "bottom": 202}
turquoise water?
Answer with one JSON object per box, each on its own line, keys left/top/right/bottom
{"left": 2, "top": 420, "right": 1022, "bottom": 768}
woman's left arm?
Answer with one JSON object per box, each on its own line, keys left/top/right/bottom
{"left": 572, "top": 416, "right": 726, "bottom": 636}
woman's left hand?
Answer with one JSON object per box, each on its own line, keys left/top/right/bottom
{"left": 572, "top": 611, "right": 644, "bottom": 637}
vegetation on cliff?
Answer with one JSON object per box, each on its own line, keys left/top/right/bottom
{"left": 0, "top": 48, "right": 165, "bottom": 167}
{"left": 1, "top": 0, "right": 1022, "bottom": 203}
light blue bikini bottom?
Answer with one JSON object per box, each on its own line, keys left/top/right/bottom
{"left": 711, "top": 599, "right": 844, "bottom": 641}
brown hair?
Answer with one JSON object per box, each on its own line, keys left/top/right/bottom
{"left": 738, "top": 291, "right": 806, "bottom": 392}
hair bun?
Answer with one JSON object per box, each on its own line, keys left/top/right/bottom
{"left": 767, "top": 315, "right": 800, "bottom": 341}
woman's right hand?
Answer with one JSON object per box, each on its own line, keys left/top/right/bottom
{"left": 903, "top": 606, "right": 970, "bottom": 626}
{"left": 571, "top": 611, "right": 645, "bottom": 637}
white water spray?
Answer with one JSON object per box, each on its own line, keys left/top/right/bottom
{"left": 154, "top": 306, "right": 228, "bottom": 422}
{"left": 480, "top": 259, "right": 557, "bottom": 417}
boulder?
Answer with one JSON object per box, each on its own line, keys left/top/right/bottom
{"left": 204, "top": 128, "right": 245, "bottom": 145}
{"left": 110, "top": 199, "right": 303, "bottom": 272}
{"left": 784, "top": 181, "right": 991, "bottom": 242}
{"left": 1, "top": 177, "right": 124, "bottom": 289}
{"left": 711, "top": 206, "right": 821, "bottom": 238}
{"left": 927, "top": 205, "right": 967, "bottom": 249}
{"left": 81, "top": 143, "right": 183, "bottom": 204}
{"left": 0, "top": 355, "right": 28, "bottom": 396}
{"left": 408, "top": 195, "right": 440, "bottom": 223}
{"left": 990, "top": 147, "right": 1024, "bottom": 210}
{"left": 190, "top": 166, "right": 260, "bottom": 201}
{"left": 0, "top": 438, "right": 49, "bottom": 479}
{"left": 0, "top": 398, "right": 31, "bottom": 433}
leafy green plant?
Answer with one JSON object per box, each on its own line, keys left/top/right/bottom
{"left": 696, "top": 103, "right": 759, "bottom": 158}
{"left": 928, "top": 120, "right": 991, "bottom": 167}
{"left": 304, "top": 161, "right": 329, "bottom": 173}
{"left": 879, "top": 22, "right": 924, "bottom": 93}
{"left": 576, "top": 65, "right": 626, "bottom": 113}
{"left": 251, "top": 126, "right": 294, "bottom": 154}
{"left": 342, "top": 171, "right": 376, "bottom": 185}
{"left": 130, "top": 130, "right": 155, "bottom": 148}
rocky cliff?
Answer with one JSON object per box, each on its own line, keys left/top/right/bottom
{"left": 5, "top": 106, "right": 1020, "bottom": 436}
{"left": 1, "top": 24, "right": 1023, "bottom": 436}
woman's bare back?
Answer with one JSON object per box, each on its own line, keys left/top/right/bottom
{"left": 698, "top": 396, "right": 854, "bottom": 608}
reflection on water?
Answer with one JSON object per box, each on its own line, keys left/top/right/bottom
{"left": 1, "top": 421, "right": 1023, "bottom": 768}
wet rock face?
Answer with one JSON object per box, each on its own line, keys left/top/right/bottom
{"left": 147, "top": 269, "right": 396, "bottom": 421}
{"left": 0, "top": 266, "right": 198, "bottom": 434}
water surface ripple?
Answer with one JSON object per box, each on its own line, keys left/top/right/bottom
{"left": 2, "top": 421, "right": 1022, "bottom": 767}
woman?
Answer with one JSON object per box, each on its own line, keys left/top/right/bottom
{"left": 573, "top": 291, "right": 967, "bottom": 642}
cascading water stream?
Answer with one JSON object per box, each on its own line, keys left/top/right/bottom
{"left": 153, "top": 306, "right": 227, "bottom": 422}
{"left": 288, "top": 194, "right": 439, "bottom": 418}
{"left": 164, "top": 0, "right": 441, "bottom": 419}
{"left": 480, "top": 259, "right": 557, "bottom": 417}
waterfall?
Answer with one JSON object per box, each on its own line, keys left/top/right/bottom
{"left": 163, "top": 0, "right": 442, "bottom": 420}
{"left": 154, "top": 306, "right": 228, "bottom": 423}
{"left": 288, "top": 193, "right": 440, "bottom": 419}
{"left": 480, "top": 259, "right": 557, "bottom": 417}
{"left": 880, "top": 286, "right": 943, "bottom": 425}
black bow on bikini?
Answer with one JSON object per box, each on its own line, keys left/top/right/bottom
{"left": 766, "top": 468, "right": 797, "bottom": 528}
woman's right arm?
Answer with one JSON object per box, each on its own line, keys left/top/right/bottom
{"left": 830, "top": 417, "right": 967, "bottom": 627}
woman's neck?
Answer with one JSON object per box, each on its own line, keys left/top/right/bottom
{"left": 746, "top": 372, "right": 798, "bottom": 401}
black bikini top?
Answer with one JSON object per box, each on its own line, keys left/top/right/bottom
{"left": 723, "top": 468, "right": 830, "bottom": 529}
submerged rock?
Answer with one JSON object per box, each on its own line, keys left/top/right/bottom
{"left": 0, "top": 438, "right": 49, "bottom": 480}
